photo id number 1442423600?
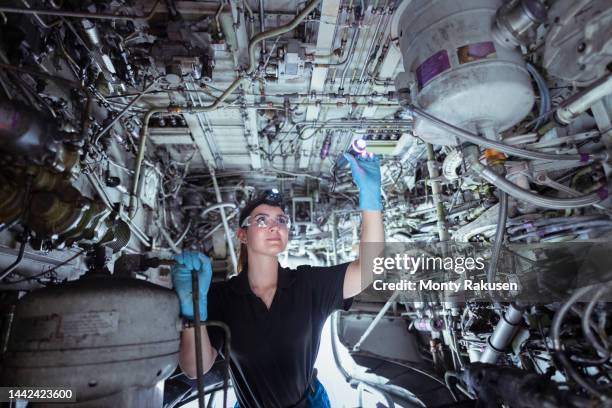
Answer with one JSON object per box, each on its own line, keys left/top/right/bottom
{"left": 0, "top": 387, "right": 75, "bottom": 402}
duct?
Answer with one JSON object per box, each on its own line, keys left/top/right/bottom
{"left": 555, "top": 73, "right": 612, "bottom": 125}
{"left": 299, "top": 0, "right": 342, "bottom": 169}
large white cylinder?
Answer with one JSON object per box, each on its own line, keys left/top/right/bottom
{"left": 395, "top": 0, "right": 535, "bottom": 145}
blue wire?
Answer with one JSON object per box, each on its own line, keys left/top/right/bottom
{"left": 526, "top": 63, "right": 551, "bottom": 130}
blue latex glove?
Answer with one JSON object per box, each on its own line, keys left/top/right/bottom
{"left": 171, "top": 250, "right": 213, "bottom": 321}
{"left": 343, "top": 152, "right": 382, "bottom": 211}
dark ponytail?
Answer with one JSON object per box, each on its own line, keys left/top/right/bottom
{"left": 237, "top": 242, "right": 248, "bottom": 273}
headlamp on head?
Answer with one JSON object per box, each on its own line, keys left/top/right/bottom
{"left": 238, "top": 188, "right": 285, "bottom": 228}
{"left": 260, "top": 188, "right": 283, "bottom": 205}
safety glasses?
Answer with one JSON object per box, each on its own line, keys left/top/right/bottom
{"left": 241, "top": 214, "right": 291, "bottom": 229}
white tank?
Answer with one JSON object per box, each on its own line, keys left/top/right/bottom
{"left": 395, "top": 0, "right": 535, "bottom": 145}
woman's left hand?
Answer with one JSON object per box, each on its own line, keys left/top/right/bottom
{"left": 343, "top": 152, "right": 382, "bottom": 210}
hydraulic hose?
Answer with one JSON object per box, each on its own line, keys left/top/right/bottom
{"left": 486, "top": 191, "right": 507, "bottom": 303}
{"left": 404, "top": 104, "right": 606, "bottom": 162}
{"left": 471, "top": 161, "right": 608, "bottom": 210}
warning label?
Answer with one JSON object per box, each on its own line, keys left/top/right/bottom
{"left": 415, "top": 50, "right": 451, "bottom": 90}
{"left": 60, "top": 311, "right": 119, "bottom": 337}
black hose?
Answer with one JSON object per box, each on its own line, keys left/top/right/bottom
{"left": 191, "top": 270, "right": 206, "bottom": 408}
{"left": 202, "top": 321, "right": 232, "bottom": 408}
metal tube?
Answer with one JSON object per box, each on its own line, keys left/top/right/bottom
{"left": 198, "top": 203, "right": 237, "bottom": 217}
{"left": 582, "top": 286, "right": 610, "bottom": 357}
{"left": 209, "top": 168, "right": 238, "bottom": 276}
{"left": 405, "top": 104, "right": 606, "bottom": 162}
{"left": 162, "top": 2, "right": 320, "bottom": 116}
{"left": 129, "top": 108, "right": 166, "bottom": 217}
{"left": 85, "top": 169, "right": 152, "bottom": 246}
{"left": 426, "top": 143, "right": 449, "bottom": 242}
{"left": 0, "top": 0, "right": 161, "bottom": 22}
{"left": 353, "top": 291, "right": 399, "bottom": 352}
{"left": 480, "top": 303, "right": 524, "bottom": 363}
{"left": 19, "top": 0, "right": 61, "bottom": 28}
{"left": 556, "top": 73, "right": 612, "bottom": 124}
{"left": 203, "top": 212, "right": 237, "bottom": 241}
{"left": 259, "top": 0, "right": 265, "bottom": 59}
{"left": 160, "top": 226, "right": 181, "bottom": 254}
{"left": 247, "top": 0, "right": 321, "bottom": 74}
{"left": 487, "top": 191, "right": 507, "bottom": 290}
{"left": 330, "top": 212, "right": 338, "bottom": 265}
{"left": 191, "top": 269, "right": 206, "bottom": 408}
{"left": 0, "top": 231, "right": 28, "bottom": 281}
{"left": 93, "top": 80, "right": 158, "bottom": 144}
{"left": 551, "top": 284, "right": 610, "bottom": 402}
{"left": 471, "top": 161, "right": 606, "bottom": 210}
{"left": 315, "top": 27, "right": 360, "bottom": 68}
{"left": 355, "top": 10, "right": 386, "bottom": 87}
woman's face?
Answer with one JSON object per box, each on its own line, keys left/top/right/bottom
{"left": 237, "top": 204, "right": 289, "bottom": 257}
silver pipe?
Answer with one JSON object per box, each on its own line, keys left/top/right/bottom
{"left": 338, "top": 28, "right": 361, "bottom": 90}
{"left": 487, "top": 191, "right": 507, "bottom": 294}
{"left": 353, "top": 292, "right": 400, "bottom": 352}
{"left": 259, "top": 0, "right": 265, "bottom": 58}
{"left": 85, "top": 169, "right": 152, "bottom": 246}
{"left": 93, "top": 80, "right": 158, "bottom": 144}
{"left": 203, "top": 212, "right": 237, "bottom": 241}
{"left": 480, "top": 303, "right": 524, "bottom": 363}
{"left": 175, "top": 220, "right": 192, "bottom": 247}
{"left": 129, "top": 107, "right": 166, "bottom": 217}
{"left": 159, "top": 225, "right": 180, "bottom": 254}
{"left": 404, "top": 104, "right": 606, "bottom": 162}
{"left": 200, "top": 203, "right": 237, "bottom": 217}
{"left": 247, "top": 0, "right": 321, "bottom": 74}
{"left": 187, "top": 79, "right": 222, "bottom": 168}
{"left": 551, "top": 284, "right": 610, "bottom": 402}
{"left": 209, "top": 167, "right": 238, "bottom": 276}
{"left": 471, "top": 161, "right": 606, "bottom": 210}
{"left": 426, "top": 143, "right": 449, "bottom": 242}
{"left": 353, "top": 10, "right": 385, "bottom": 93}
{"left": 556, "top": 73, "right": 612, "bottom": 124}
{"left": 330, "top": 212, "right": 338, "bottom": 264}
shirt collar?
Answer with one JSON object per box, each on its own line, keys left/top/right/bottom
{"left": 228, "top": 262, "right": 296, "bottom": 295}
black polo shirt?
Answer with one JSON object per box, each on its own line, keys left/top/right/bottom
{"left": 206, "top": 262, "right": 353, "bottom": 408}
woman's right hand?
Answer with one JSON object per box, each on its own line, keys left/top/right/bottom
{"left": 171, "top": 251, "right": 213, "bottom": 320}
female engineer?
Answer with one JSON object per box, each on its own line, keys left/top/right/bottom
{"left": 171, "top": 152, "right": 384, "bottom": 407}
